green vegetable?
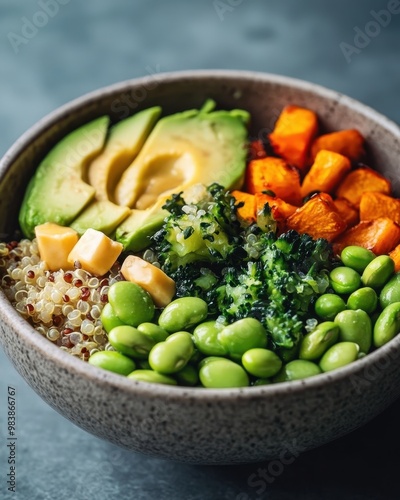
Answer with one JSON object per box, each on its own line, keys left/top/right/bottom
{"left": 242, "top": 348, "right": 282, "bottom": 378}
{"left": 108, "top": 325, "right": 157, "bottom": 359}
{"left": 379, "top": 273, "right": 400, "bottom": 309}
{"left": 137, "top": 323, "right": 169, "bottom": 343}
{"left": 273, "top": 360, "right": 321, "bottom": 382}
{"left": 127, "top": 370, "right": 177, "bottom": 385}
{"left": 100, "top": 303, "right": 125, "bottom": 333}
{"left": 158, "top": 297, "right": 208, "bottom": 333}
{"left": 373, "top": 302, "right": 400, "bottom": 347}
{"left": 314, "top": 294, "right": 346, "bottom": 320}
{"left": 361, "top": 255, "right": 395, "bottom": 289}
{"left": 149, "top": 331, "right": 194, "bottom": 374}
{"left": 193, "top": 320, "right": 228, "bottom": 356}
{"left": 347, "top": 287, "right": 378, "bottom": 314}
{"left": 329, "top": 266, "right": 361, "bottom": 295}
{"left": 334, "top": 309, "right": 372, "bottom": 353}
{"left": 175, "top": 364, "right": 199, "bottom": 386}
{"left": 340, "top": 246, "right": 376, "bottom": 273}
{"left": 299, "top": 321, "right": 339, "bottom": 360}
{"left": 88, "top": 350, "right": 136, "bottom": 375}
{"left": 319, "top": 342, "right": 359, "bottom": 372}
{"left": 218, "top": 318, "right": 267, "bottom": 360}
{"left": 108, "top": 281, "right": 154, "bottom": 327}
{"left": 199, "top": 357, "right": 249, "bottom": 388}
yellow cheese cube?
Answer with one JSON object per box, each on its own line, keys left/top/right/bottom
{"left": 68, "top": 228, "right": 123, "bottom": 276}
{"left": 35, "top": 223, "right": 79, "bottom": 271}
{"left": 121, "top": 255, "right": 176, "bottom": 308}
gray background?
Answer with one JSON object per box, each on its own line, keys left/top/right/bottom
{"left": 0, "top": 1, "right": 400, "bottom": 499}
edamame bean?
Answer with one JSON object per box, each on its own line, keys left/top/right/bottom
{"left": 361, "top": 255, "right": 395, "bottom": 289}
{"left": 373, "top": 301, "right": 400, "bottom": 347}
{"left": 108, "top": 325, "right": 157, "bottom": 359}
{"left": 100, "top": 303, "right": 124, "bottom": 333}
{"left": 340, "top": 246, "right": 376, "bottom": 273}
{"left": 175, "top": 364, "right": 199, "bottom": 386}
{"left": 158, "top": 297, "right": 208, "bottom": 333}
{"left": 88, "top": 350, "right": 136, "bottom": 375}
{"left": 199, "top": 357, "right": 249, "bottom": 388}
{"left": 253, "top": 378, "right": 272, "bottom": 386}
{"left": 299, "top": 321, "right": 339, "bottom": 360}
{"left": 273, "top": 360, "right": 321, "bottom": 382}
{"left": 347, "top": 287, "right": 378, "bottom": 314}
{"left": 108, "top": 281, "right": 154, "bottom": 327}
{"left": 193, "top": 320, "right": 228, "bottom": 356}
{"left": 314, "top": 294, "right": 346, "bottom": 320}
{"left": 379, "top": 273, "right": 400, "bottom": 309}
{"left": 329, "top": 267, "right": 361, "bottom": 294}
{"left": 319, "top": 342, "right": 359, "bottom": 372}
{"left": 137, "top": 322, "right": 169, "bottom": 343}
{"left": 334, "top": 309, "right": 372, "bottom": 353}
{"left": 242, "top": 348, "right": 282, "bottom": 378}
{"left": 218, "top": 318, "right": 267, "bottom": 360}
{"left": 149, "top": 331, "right": 194, "bottom": 374}
{"left": 127, "top": 370, "right": 177, "bottom": 385}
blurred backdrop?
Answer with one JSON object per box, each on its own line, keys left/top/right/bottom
{"left": 0, "top": 1, "right": 400, "bottom": 499}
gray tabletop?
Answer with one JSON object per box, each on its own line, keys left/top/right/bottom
{"left": 1, "top": 1, "right": 400, "bottom": 499}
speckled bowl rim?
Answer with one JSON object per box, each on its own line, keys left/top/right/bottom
{"left": 1, "top": 69, "right": 400, "bottom": 402}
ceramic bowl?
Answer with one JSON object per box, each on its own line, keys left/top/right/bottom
{"left": 1, "top": 70, "right": 400, "bottom": 465}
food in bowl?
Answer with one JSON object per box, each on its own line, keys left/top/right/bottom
{"left": 2, "top": 97, "right": 400, "bottom": 389}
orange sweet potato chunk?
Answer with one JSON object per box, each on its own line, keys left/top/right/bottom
{"left": 286, "top": 193, "right": 347, "bottom": 242}
{"left": 269, "top": 105, "right": 318, "bottom": 171}
{"left": 310, "top": 129, "right": 365, "bottom": 162}
{"left": 255, "top": 193, "right": 297, "bottom": 232}
{"left": 335, "top": 167, "right": 391, "bottom": 208}
{"left": 333, "top": 218, "right": 400, "bottom": 256}
{"left": 359, "top": 191, "right": 400, "bottom": 224}
{"left": 245, "top": 157, "right": 302, "bottom": 206}
{"left": 231, "top": 190, "right": 256, "bottom": 224}
{"left": 333, "top": 198, "right": 359, "bottom": 228}
{"left": 389, "top": 244, "right": 400, "bottom": 272}
{"left": 301, "top": 150, "right": 351, "bottom": 198}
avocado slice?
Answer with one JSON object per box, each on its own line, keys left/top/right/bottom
{"left": 70, "top": 200, "right": 130, "bottom": 236}
{"left": 87, "top": 106, "right": 161, "bottom": 202}
{"left": 19, "top": 116, "right": 110, "bottom": 239}
{"left": 115, "top": 102, "right": 250, "bottom": 251}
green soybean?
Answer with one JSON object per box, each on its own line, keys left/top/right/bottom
{"left": 127, "top": 370, "right": 177, "bottom": 385}
{"left": 149, "top": 331, "right": 194, "bottom": 374}
{"left": 108, "top": 325, "right": 157, "bottom": 359}
{"left": 319, "top": 342, "right": 359, "bottom": 372}
{"left": 193, "top": 320, "right": 228, "bottom": 356}
{"left": 379, "top": 273, "right": 400, "bottom": 309}
{"left": 340, "top": 246, "right": 376, "bottom": 273}
{"left": 88, "top": 350, "right": 136, "bottom": 375}
{"left": 361, "top": 255, "right": 395, "bottom": 289}
{"left": 175, "top": 364, "right": 199, "bottom": 386}
{"left": 373, "top": 301, "right": 400, "bottom": 347}
{"left": 347, "top": 287, "right": 378, "bottom": 314}
{"left": 299, "top": 321, "right": 339, "bottom": 360}
{"left": 242, "top": 348, "right": 282, "bottom": 378}
{"left": 108, "top": 281, "right": 155, "bottom": 327}
{"left": 314, "top": 294, "right": 346, "bottom": 320}
{"left": 334, "top": 309, "right": 372, "bottom": 353}
{"left": 158, "top": 297, "right": 208, "bottom": 333}
{"left": 253, "top": 378, "right": 272, "bottom": 386}
{"left": 137, "top": 322, "right": 169, "bottom": 343}
{"left": 218, "top": 318, "right": 267, "bottom": 360}
{"left": 329, "top": 267, "right": 361, "bottom": 294}
{"left": 100, "top": 303, "right": 125, "bottom": 333}
{"left": 199, "top": 357, "right": 249, "bottom": 388}
{"left": 273, "top": 360, "right": 321, "bottom": 382}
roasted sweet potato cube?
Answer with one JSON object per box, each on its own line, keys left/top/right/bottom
{"left": 269, "top": 105, "right": 318, "bottom": 171}
{"left": 310, "top": 129, "right": 365, "bottom": 162}
{"left": 301, "top": 150, "right": 351, "bottom": 198}
{"left": 360, "top": 191, "right": 400, "bottom": 224}
{"left": 231, "top": 190, "right": 256, "bottom": 224}
{"left": 255, "top": 193, "right": 297, "bottom": 232}
{"left": 246, "top": 156, "right": 302, "bottom": 206}
{"left": 335, "top": 167, "right": 391, "bottom": 208}
{"left": 389, "top": 244, "right": 400, "bottom": 272}
{"left": 333, "top": 218, "right": 400, "bottom": 256}
{"left": 333, "top": 198, "right": 359, "bottom": 228}
{"left": 286, "top": 193, "right": 347, "bottom": 242}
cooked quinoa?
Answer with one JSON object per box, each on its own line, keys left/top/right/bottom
{"left": 0, "top": 239, "right": 123, "bottom": 360}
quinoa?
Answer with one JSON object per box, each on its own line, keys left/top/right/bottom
{"left": 0, "top": 239, "right": 123, "bottom": 361}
